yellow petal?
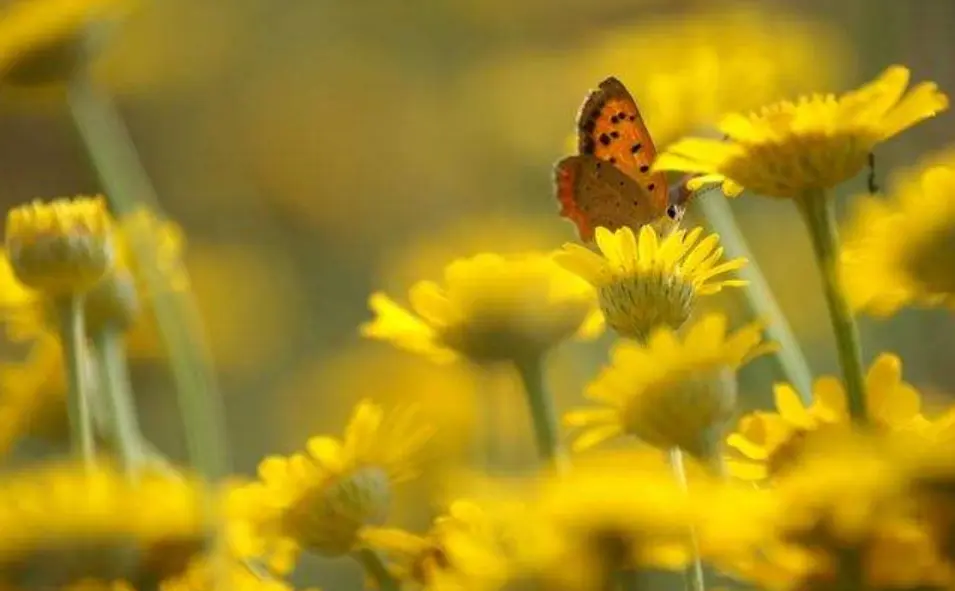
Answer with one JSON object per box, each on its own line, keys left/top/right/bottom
{"left": 554, "top": 244, "right": 608, "bottom": 285}
{"left": 773, "top": 384, "right": 813, "bottom": 428}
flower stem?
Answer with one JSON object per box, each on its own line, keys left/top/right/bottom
{"left": 66, "top": 72, "right": 230, "bottom": 589}
{"left": 696, "top": 194, "right": 814, "bottom": 401}
{"left": 795, "top": 191, "right": 867, "bottom": 422}
{"left": 66, "top": 73, "right": 229, "bottom": 480}
{"left": 92, "top": 326, "right": 145, "bottom": 474}
{"left": 56, "top": 295, "right": 96, "bottom": 466}
{"left": 514, "top": 353, "right": 568, "bottom": 473}
{"left": 356, "top": 548, "right": 400, "bottom": 591}
{"left": 669, "top": 448, "right": 706, "bottom": 591}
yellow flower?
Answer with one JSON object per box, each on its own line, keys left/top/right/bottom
{"left": 565, "top": 314, "right": 772, "bottom": 460}
{"left": 0, "top": 0, "right": 134, "bottom": 86}
{"left": 554, "top": 226, "right": 747, "bottom": 341}
{"left": 841, "top": 161, "right": 955, "bottom": 316}
{"left": 725, "top": 433, "right": 952, "bottom": 591}
{"left": 5, "top": 196, "right": 114, "bottom": 296}
{"left": 0, "top": 208, "right": 185, "bottom": 344}
{"left": 0, "top": 334, "right": 72, "bottom": 458}
{"left": 362, "top": 253, "right": 601, "bottom": 364}
{"left": 654, "top": 65, "right": 949, "bottom": 199}
{"left": 524, "top": 450, "right": 703, "bottom": 591}
{"left": 230, "top": 400, "right": 433, "bottom": 566}
{"left": 361, "top": 499, "right": 514, "bottom": 591}
{"left": 726, "top": 353, "right": 934, "bottom": 481}
{"left": 0, "top": 460, "right": 208, "bottom": 583}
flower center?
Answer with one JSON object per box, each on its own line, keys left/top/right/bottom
{"left": 621, "top": 366, "right": 736, "bottom": 458}
{"left": 597, "top": 271, "right": 694, "bottom": 341}
{"left": 283, "top": 466, "right": 392, "bottom": 557}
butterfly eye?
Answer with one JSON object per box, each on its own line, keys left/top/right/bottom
{"left": 666, "top": 204, "right": 681, "bottom": 220}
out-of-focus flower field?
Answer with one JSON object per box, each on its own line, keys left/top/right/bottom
{"left": 1, "top": 0, "right": 955, "bottom": 590}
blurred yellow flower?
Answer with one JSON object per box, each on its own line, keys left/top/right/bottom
{"left": 842, "top": 161, "right": 955, "bottom": 316}
{"left": 0, "top": 334, "right": 71, "bottom": 457}
{"left": 565, "top": 314, "right": 772, "bottom": 460}
{"left": 526, "top": 450, "right": 700, "bottom": 590}
{"left": 0, "top": 207, "right": 185, "bottom": 341}
{"left": 230, "top": 400, "right": 433, "bottom": 566}
{"left": 654, "top": 65, "right": 949, "bottom": 199}
{"left": 5, "top": 195, "right": 114, "bottom": 296}
{"left": 555, "top": 225, "right": 746, "bottom": 341}
{"left": 361, "top": 499, "right": 513, "bottom": 591}
{"left": 0, "top": 460, "right": 207, "bottom": 582}
{"left": 728, "top": 434, "right": 951, "bottom": 591}
{"left": 375, "top": 214, "right": 567, "bottom": 295}
{"left": 726, "top": 353, "right": 937, "bottom": 481}
{"left": 363, "top": 253, "right": 602, "bottom": 364}
{"left": 0, "top": 0, "right": 133, "bottom": 86}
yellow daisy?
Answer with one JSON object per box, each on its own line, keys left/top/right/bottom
{"left": 726, "top": 353, "right": 934, "bottom": 481}
{"left": 554, "top": 225, "right": 747, "bottom": 341}
{"left": 0, "top": 206, "right": 185, "bottom": 341}
{"left": 565, "top": 314, "right": 773, "bottom": 461}
{"left": 841, "top": 161, "right": 955, "bottom": 316}
{"left": 653, "top": 65, "right": 949, "bottom": 199}
{"left": 524, "top": 450, "right": 703, "bottom": 591}
{"left": 362, "top": 253, "right": 601, "bottom": 364}
{"left": 361, "top": 499, "right": 515, "bottom": 591}
{"left": 229, "top": 400, "right": 433, "bottom": 567}
{"left": 0, "top": 460, "right": 208, "bottom": 584}
{"left": 724, "top": 433, "right": 952, "bottom": 591}
{"left": 5, "top": 195, "right": 114, "bottom": 297}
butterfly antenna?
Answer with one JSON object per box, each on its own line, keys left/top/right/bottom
{"left": 867, "top": 152, "right": 879, "bottom": 194}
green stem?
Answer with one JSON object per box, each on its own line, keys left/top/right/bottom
{"left": 56, "top": 295, "right": 96, "bottom": 465}
{"left": 66, "top": 72, "right": 230, "bottom": 589}
{"left": 514, "top": 353, "right": 568, "bottom": 473}
{"left": 356, "top": 548, "right": 400, "bottom": 591}
{"left": 669, "top": 448, "right": 706, "bottom": 591}
{"left": 696, "top": 194, "right": 814, "bottom": 401}
{"left": 795, "top": 191, "right": 867, "bottom": 422}
{"left": 92, "top": 326, "right": 145, "bottom": 474}
{"left": 65, "top": 74, "right": 229, "bottom": 479}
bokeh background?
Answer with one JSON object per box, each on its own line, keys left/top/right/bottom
{"left": 1, "top": 0, "right": 954, "bottom": 588}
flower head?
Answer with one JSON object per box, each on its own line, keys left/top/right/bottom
{"left": 230, "top": 400, "right": 433, "bottom": 565}
{"left": 5, "top": 196, "right": 115, "bottom": 296}
{"left": 0, "top": 460, "right": 208, "bottom": 584}
{"left": 726, "top": 353, "right": 937, "bottom": 481}
{"left": 841, "top": 162, "right": 955, "bottom": 316}
{"left": 724, "top": 433, "right": 952, "bottom": 591}
{"left": 654, "top": 65, "right": 949, "bottom": 199}
{"left": 361, "top": 499, "right": 516, "bottom": 591}
{"left": 362, "top": 253, "right": 601, "bottom": 364}
{"left": 565, "top": 314, "right": 773, "bottom": 460}
{"left": 525, "top": 451, "right": 702, "bottom": 590}
{"left": 554, "top": 225, "right": 746, "bottom": 341}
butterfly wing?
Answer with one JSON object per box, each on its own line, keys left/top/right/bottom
{"left": 555, "top": 155, "right": 659, "bottom": 241}
{"left": 576, "top": 77, "right": 668, "bottom": 215}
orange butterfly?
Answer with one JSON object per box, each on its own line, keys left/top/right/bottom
{"left": 555, "top": 77, "right": 693, "bottom": 242}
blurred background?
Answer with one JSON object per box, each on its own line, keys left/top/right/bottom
{"left": 1, "top": 0, "right": 954, "bottom": 588}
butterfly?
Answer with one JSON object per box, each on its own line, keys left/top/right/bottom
{"left": 554, "top": 76, "right": 693, "bottom": 242}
